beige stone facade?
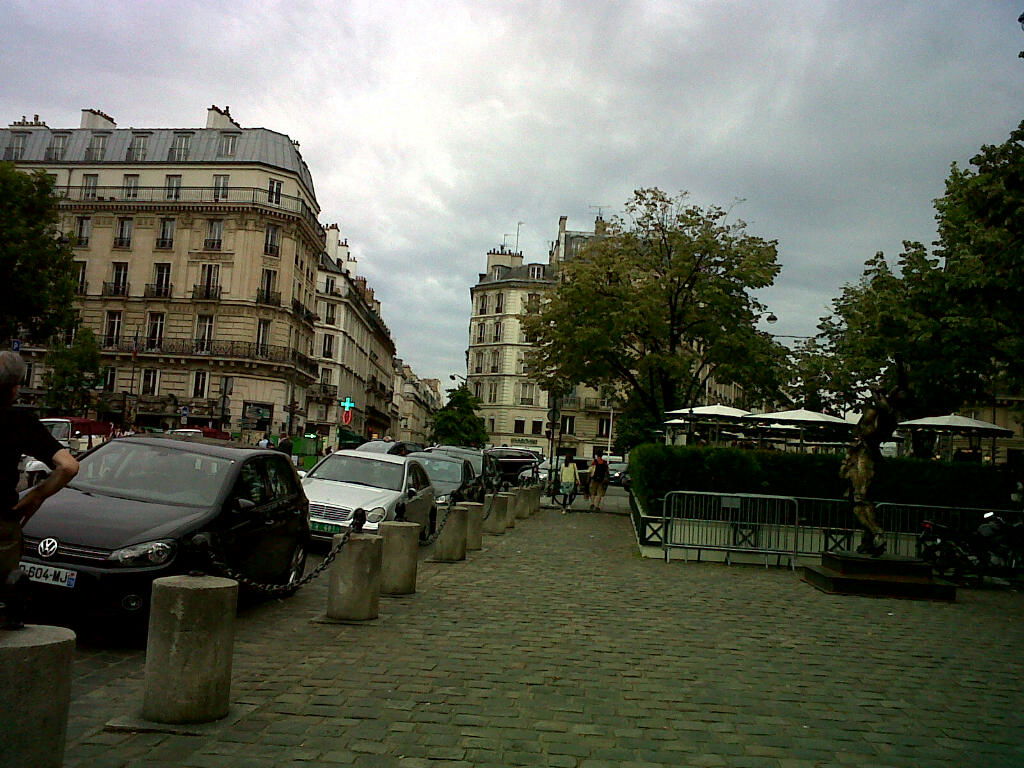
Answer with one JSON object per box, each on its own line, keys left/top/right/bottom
{"left": 6, "top": 107, "right": 322, "bottom": 439}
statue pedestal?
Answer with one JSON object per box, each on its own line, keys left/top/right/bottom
{"left": 803, "top": 551, "right": 956, "bottom": 601}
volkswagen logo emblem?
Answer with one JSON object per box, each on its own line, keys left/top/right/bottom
{"left": 37, "top": 537, "right": 59, "bottom": 558}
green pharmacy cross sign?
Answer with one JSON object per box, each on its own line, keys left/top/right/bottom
{"left": 339, "top": 396, "right": 356, "bottom": 425}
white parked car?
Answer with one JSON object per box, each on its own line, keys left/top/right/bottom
{"left": 301, "top": 450, "right": 436, "bottom": 542}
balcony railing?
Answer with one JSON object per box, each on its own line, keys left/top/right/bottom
{"left": 256, "top": 288, "right": 281, "bottom": 306}
{"left": 203, "top": 238, "right": 222, "bottom": 250}
{"left": 167, "top": 148, "right": 189, "bottom": 161}
{"left": 144, "top": 283, "right": 172, "bottom": 299}
{"left": 155, "top": 238, "right": 174, "bottom": 249}
{"left": 291, "top": 298, "right": 315, "bottom": 324}
{"left": 83, "top": 147, "right": 105, "bottom": 161}
{"left": 264, "top": 243, "right": 280, "bottom": 256}
{"left": 113, "top": 237, "right": 132, "bottom": 248}
{"left": 75, "top": 281, "right": 88, "bottom": 295}
{"left": 193, "top": 284, "right": 222, "bottom": 301}
{"left": 44, "top": 147, "right": 65, "bottom": 161}
{"left": 308, "top": 383, "right": 339, "bottom": 401}
{"left": 98, "top": 337, "right": 318, "bottom": 376}
{"left": 74, "top": 237, "right": 89, "bottom": 247}
{"left": 52, "top": 185, "right": 325, "bottom": 242}
{"left": 102, "top": 282, "right": 130, "bottom": 297}
{"left": 125, "top": 147, "right": 147, "bottom": 161}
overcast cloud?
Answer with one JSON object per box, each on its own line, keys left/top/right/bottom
{"left": 2, "top": 0, "right": 1021, "bottom": 384}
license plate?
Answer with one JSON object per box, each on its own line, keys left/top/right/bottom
{"left": 310, "top": 521, "right": 344, "bottom": 535}
{"left": 20, "top": 562, "right": 78, "bottom": 588}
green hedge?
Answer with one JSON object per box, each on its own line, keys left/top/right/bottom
{"left": 629, "top": 443, "right": 1016, "bottom": 511}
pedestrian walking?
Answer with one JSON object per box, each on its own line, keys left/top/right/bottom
{"left": 589, "top": 451, "right": 610, "bottom": 512}
{"left": 557, "top": 459, "right": 579, "bottom": 514}
{"left": 257, "top": 433, "right": 271, "bottom": 449}
{"left": 0, "top": 352, "right": 79, "bottom": 627}
{"left": 278, "top": 434, "right": 293, "bottom": 455}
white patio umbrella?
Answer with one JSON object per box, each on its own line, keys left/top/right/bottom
{"left": 897, "top": 414, "right": 1013, "bottom": 437}
{"left": 742, "top": 408, "right": 850, "bottom": 426}
{"left": 665, "top": 404, "right": 751, "bottom": 419}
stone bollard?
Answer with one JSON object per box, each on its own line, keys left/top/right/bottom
{"left": 379, "top": 521, "right": 420, "bottom": 596}
{"left": 531, "top": 485, "right": 542, "bottom": 515}
{"left": 514, "top": 488, "right": 531, "bottom": 520}
{"left": 499, "top": 492, "right": 518, "bottom": 529}
{"left": 0, "top": 625, "right": 76, "bottom": 768}
{"left": 482, "top": 493, "right": 507, "bottom": 535}
{"left": 143, "top": 575, "right": 238, "bottom": 724}
{"left": 461, "top": 502, "right": 484, "bottom": 550}
{"left": 326, "top": 531, "right": 383, "bottom": 621}
{"left": 432, "top": 505, "right": 467, "bottom": 562}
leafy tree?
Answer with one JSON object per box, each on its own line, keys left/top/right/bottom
{"left": 430, "top": 385, "right": 488, "bottom": 447}
{"left": 0, "top": 163, "right": 77, "bottom": 343}
{"left": 43, "top": 327, "right": 101, "bottom": 415}
{"left": 523, "top": 188, "right": 787, "bottom": 442}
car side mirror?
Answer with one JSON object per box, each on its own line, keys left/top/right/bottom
{"left": 235, "top": 498, "right": 256, "bottom": 513}
{"left": 297, "top": 470, "right": 307, "bottom": 479}
{"left": 406, "top": 488, "right": 416, "bottom": 499}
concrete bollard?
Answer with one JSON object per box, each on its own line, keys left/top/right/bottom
{"left": 531, "top": 485, "right": 542, "bottom": 515}
{"left": 514, "top": 488, "right": 531, "bottom": 519}
{"left": 432, "top": 505, "right": 467, "bottom": 562}
{"left": 482, "top": 493, "right": 507, "bottom": 535}
{"left": 460, "top": 502, "right": 484, "bottom": 550}
{"left": 143, "top": 575, "right": 238, "bottom": 724}
{"left": 0, "top": 624, "right": 76, "bottom": 768}
{"left": 499, "top": 492, "right": 518, "bottom": 529}
{"left": 379, "top": 521, "right": 420, "bottom": 596}
{"left": 327, "top": 532, "right": 383, "bottom": 621}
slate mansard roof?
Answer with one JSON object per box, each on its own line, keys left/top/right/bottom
{"left": 1, "top": 125, "right": 318, "bottom": 206}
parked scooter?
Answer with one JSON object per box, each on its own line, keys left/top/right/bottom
{"left": 918, "top": 512, "right": 1024, "bottom": 584}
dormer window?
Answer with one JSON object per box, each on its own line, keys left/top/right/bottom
{"left": 168, "top": 133, "right": 191, "bottom": 161}
{"left": 85, "top": 133, "right": 108, "bottom": 161}
{"left": 529, "top": 265, "right": 544, "bottom": 279}
{"left": 491, "top": 266, "right": 504, "bottom": 280}
{"left": 218, "top": 133, "right": 238, "bottom": 157}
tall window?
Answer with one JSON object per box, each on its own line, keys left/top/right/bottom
{"left": 165, "top": 174, "right": 182, "bottom": 201}
{"left": 114, "top": 218, "right": 133, "bottom": 248}
{"left": 46, "top": 134, "right": 68, "bottom": 161}
{"left": 122, "top": 174, "right": 139, "bottom": 199}
{"left": 192, "top": 370, "right": 208, "bottom": 398}
{"left": 104, "top": 311, "right": 122, "bottom": 346}
{"left": 474, "top": 351, "right": 484, "bottom": 374}
{"left": 494, "top": 292, "right": 504, "bottom": 313}
{"left": 157, "top": 218, "right": 175, "bottom": 249}
{"left": 256, "top": 319, "right": 271, "bottom": 355}
{"left": 111, "top": 262, "right": 129, "bottom": 294}
{"left": 169, "top": 133, "right": 191, "bottom": 161}
{"left": 520, "top": 382, "right": 536, "bottom": 406}
{"left": 74, "top": 261, "right": 87, "bottom": 294}
{"left": 82, "top": 174, "right": 98, "bottom": 200}
{"left": 101, "top": 367, "right": 116, "bottom": 392}
{"left": 322, "top": 334, "right": 334, "bottom": 359}
{"left": 478, "top": 294, "right": 488, "bottom": 315}
{"left": 205, "top": 219, "right": 223, "bottom": 250}
{"left": 474, "top": 381, "right": 482, "bottom": 399}
{"left": 513, "top": 419, "right": 525, "bottom": 434}
{"left": 598, "top": 417, "right": 611, "bottom": 438}
{"left": 260, "top": 268, "right": 278, "bottom": 304}
{"left": 86, "top": 133, "right": 107, "bottom": 161}
{"left": 196, "top": 315, "right": 214, "bottom": 352}
{"left": 128, "top": 133, "right": 148, "bottom": 161}
{"left": 560, "top": 415, "right": 575, "bottom": 435}
{"left": 264, "top": 225, "right": 280, "bottom": 256}
{"left": 75, "top": 216, "right": 91, "bottom": 247}
{"left": 217, "top": 133, "right": 237, "bottom": 157}
{"left": 490, "top": 349, "right": 500, "bottom": 373}
{"left": 200, "top": 263, "right": 220, "bottom": 290}
{"left": 268, "top": 179, "right": 282, "bottom": 205}
{"left": 146, "top": 312, "right": 165, "bottom": 349}
{"left": 324, "top": 276, "right": 336, "bottom": 294}
{"left": 492, "top": 322, "right": 502, "bottom": 342}
{"left": 475, "top": 323, "right": 485, "bottom": 344}
{"left": 213, "top": 174, "right": 229, "bottom": 201}
{"left": 531, "top": 420, "right": 543, "bottom": 435}
{"left": 324, "top": 302, "right": 336, "bottom": 325}
{"left": 153, "top": 263, "right": 171, "bottom": 297}
{"left": 320, "top": 368, "right": 333, "bottom": 385}
{"left": 487, "top": 381, "right": 499, "bottom": 403}
{"left": 141, "top": 369, "right": 159, "bottom": 396}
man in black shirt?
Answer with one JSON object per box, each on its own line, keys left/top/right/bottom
{"left": 0, "top": 351, "right": 79, "bottom": 627}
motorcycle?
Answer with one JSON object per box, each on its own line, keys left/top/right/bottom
{"left": 918, "top": 512, "right": 1024, "bottom": 584}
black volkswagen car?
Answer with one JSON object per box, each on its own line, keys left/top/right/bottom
{"left": 19, "top": 435, "right": 310, "bottom": 620}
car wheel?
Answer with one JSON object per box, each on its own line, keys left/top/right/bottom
{"left": 280, "top": 543, "right": 307, "bottom": 596}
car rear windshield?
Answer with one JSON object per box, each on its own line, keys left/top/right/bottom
{"left": 416, "top": 457, "right": 463, "bottom": 483}
{"left": 70, "top": 441, "right": 233, "bottom": 506}
{"left": 307, "top": 454, "right": 404, "bottom": 491}
{"left": 42, "top": 421, "right": 72, "bottom": 441}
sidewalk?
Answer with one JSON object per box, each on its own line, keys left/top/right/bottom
{"left": 63, "top": 504, "right": 1024, "bottom": 767}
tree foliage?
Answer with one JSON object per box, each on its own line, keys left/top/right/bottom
{"left": 0, "top": 164, "right": 77, "bottom": 342}
{"left": 810, "top": 119, "right": 1024, "bottom": 419}
{"left": 43, "top": 327, "right": 101, "bottom": 415}
{"left": 523, "top": 188, "right": 787, "bottom": 443}
{"left": 430, "top": 385, "right": 488, "bottom": 447}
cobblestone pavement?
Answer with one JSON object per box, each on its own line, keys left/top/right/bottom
{"left": 62, "top": 490, "right": 1024, "bottom": 768}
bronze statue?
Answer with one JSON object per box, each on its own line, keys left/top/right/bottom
{"left": 839, "top": 359, "right": 908, "bottom": 557}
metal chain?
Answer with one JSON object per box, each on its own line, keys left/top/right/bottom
{"left": 419, "top": 498, "right": 457, "bottom": 547}
{"left": 198, "top": 528, "right": 351, "bottom": 596}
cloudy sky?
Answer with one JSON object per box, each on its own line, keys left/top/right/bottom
{"left": 3, "top": 0, "right": 1022, "bottom": 385}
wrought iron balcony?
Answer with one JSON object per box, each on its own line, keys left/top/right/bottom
{"left": 98, "top": 336, "right": 318, "bottom": 376}
{"left": 113, "top": 237, "right": 132, "bottom": 248}
{"left": 203, "top": 238, "right": 222, "bottom": 250}
{"left": 102, "top": 281, "right": 130, "bottom": 297}
{"left": 144, "top": 283, "right": 172, "bottom": 299}
{"left": 193, "top": 284, "right": 222, "bottom": 301}
{"left": 256, "top": 288, "right": 281, "bottom": 306}
{"left": 103, "top": 334, "right": 121, "bottom": 347}
{"left": 308, "top": 383, "right": 339, "bottom": 401}
{"left": 75, "top": 281, "right": 88, "bottom": 295}
{"left": 155, "top": 238, "right": 174, "bottom": 249}
{"left": 53, "top": 185, "right": 325, "bottom": 241}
